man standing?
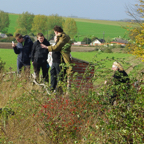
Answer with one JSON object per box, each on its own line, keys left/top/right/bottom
{"left": 12, "top": 33, "right": 33, "bottom": 74}
{"left": 31, "top": 33, "right": 50, "bottom": 82}
{"left": 41, "top": 25, "right": 72, "bottom": 90}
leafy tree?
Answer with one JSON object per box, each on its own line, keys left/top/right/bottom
{"left": 47, "top": 14, "right": 64, "bottom": 30}
{"left": 31, "top": 15, "right": 48, "bottom": 35}
{"left": 0, "top": 10, "right": 10, "bottom": 33}
{"left": 63, "top": 18, "right": 77, "bottom": 39}
{"left": 82, "top": 37, "right": 91, "bottom": 44}
{"left": 126, "top": 0, "right": 144, "bottom": 60}
{"left": 14, "top": 28, "right": 27, "bottom": 36}
{"left": 47, "top": 30, "right": 55, "bottom": 41}
{"left": 17, "top": 11, "right": 34, "bottom": 34}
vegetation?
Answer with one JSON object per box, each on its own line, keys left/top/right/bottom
{"left": 6, "top": 13, "right": 130, "bottom": 40}
{"left": 16, "top": 11, "right": 34, "bottom": 35}
{"left": 31, "top": 15, "right": 48, "bottom": 35}
{"left": 126, "top": 0, "right": 144, "bottom": 61}
{"left": 0, "top": 10, "right": 10, "bottom": 33}
{"left": 63, "top": 18, "right": 77, "bottom": 39}
{"left": 82, "top": 37, "right": 91, "bottom": 44}
{"left": 47, "top": 14, "right": 64, "bottom": 30}
{"left": 0, "top": 54, "right": 143, "bottom": 143}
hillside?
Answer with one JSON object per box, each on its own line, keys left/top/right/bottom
{"left": 8, "top": 13, "right": 131, "bottom": 40}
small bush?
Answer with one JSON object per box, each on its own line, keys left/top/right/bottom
{"left": 103, "top": 48, "right": 113, "bottom": 53}
{"left": 0, "top": 37, "right": 16, "bottom": 42}
{"left": 0, "top": 57, "right": 5, "bottom": 71}
{"left": 6, "top": 33, "right": 13, "bottom": 37}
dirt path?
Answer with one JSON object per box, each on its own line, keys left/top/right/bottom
{"left": 0, "top": 42, "right": 96, "bottom": 52}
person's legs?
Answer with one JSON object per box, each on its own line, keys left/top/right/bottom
{"left": 33, "top": 62, "right": 40, "bottom": 81}
{"left": 50, "top": 63, "right": 57, "bottom": 90}
{"left": 41, "top": 62, "right": 49, "bottom": 82}
{"left": 17, "top": 60, "right": 23, "bottom": 74}
{"left": 24, "top": 65, "right": 30, "bottom": 76}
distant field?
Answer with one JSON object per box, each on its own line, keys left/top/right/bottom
{"left": 75, "top": 21, "right": 128, "bottom": 41}
{"left": 8, "top": 13, "right": 130, "bottom": 40}
{"left": 8, "top": 13, "right": 19, "bottom": 34}
{"left": 0, "top": 48, "right": 131, "bottom": 71}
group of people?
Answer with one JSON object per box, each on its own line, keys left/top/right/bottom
{"left": 12, "top": 25, "right": 72, "bottom": 92}
{"left": 11, "top": 24, "right": 131, "bottom": 100}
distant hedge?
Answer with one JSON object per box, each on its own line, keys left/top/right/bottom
{"left": 0, "top": 37, "right": 16, "bottom": 42}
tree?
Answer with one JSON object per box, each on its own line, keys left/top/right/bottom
{"left": 63, "top": 18, "right": 77, "bottom": 39}
{"left": 16, "top": 11, "right": 34, "bottom": 34}
{"left": 0, "top": 10, "right": 10, "bottom": 33}
{"left": 31, "top": 15, "right": 48, "bottom": 35}
{"left": 91, "top": 36, "right": 98, "bottom": 42}
{"left": 47, "top": 14, "right": 64, "bottom": 30}
{"left": 82, "top": 37, "right": 91, "bottom": 44}
{"left": 14, "top": 28, "right": 27, "bottom": 37}
{"left": 126, "top": 0, "right": 144, "bottom": 60}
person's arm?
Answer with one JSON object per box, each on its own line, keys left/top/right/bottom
{"left": 12, "top": 45, "right": 20, "bottom": 54}
{"left": 41, "top": 36, "right": 68, "bottom": 52}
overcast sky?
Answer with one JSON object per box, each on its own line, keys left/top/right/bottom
{"left": 0, "top": 0, "right": 138, "bottom": 20}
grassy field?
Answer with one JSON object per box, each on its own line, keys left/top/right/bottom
{"left": 8, "top": 13, "right": 19, "bottom": 34}
{"left": 0, "top": 48, "right": 132, "bottom": 71}
{"left": 75, "top": 21, "right": 128, "bottom": 41}
{"left": 8, "top": 13, "right": 129, "bottom": 40}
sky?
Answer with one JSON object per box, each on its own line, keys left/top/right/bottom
{"left": 0, "top": 0, "right": 138, "bottom": 20}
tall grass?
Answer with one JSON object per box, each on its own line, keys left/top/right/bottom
{"left": 0, "top": 57, "right": 143, "bottom": 143}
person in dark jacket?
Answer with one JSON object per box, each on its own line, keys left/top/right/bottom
{"left": 31, "top": 33, "right": 50, "bottom": 82}
{"left": 105, "top": 61, "right": 130, "bottom": 105}
{"left": 49, "top": 36, "right": 62, "bottom": 91}
{"left": 12, "top": 33, "right": 33, "bottom": 74}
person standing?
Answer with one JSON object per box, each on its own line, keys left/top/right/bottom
{"left": 41, "top": 26, "right": 73, "bottom": 90}
{"left": 12, "top": 33, "right": 33, "bottom": 74}
{"left": 48, "top": 36, "right": 62, "bottom": 91}
{"left": 31, "top": 33, "right": 50, "bottom": 82}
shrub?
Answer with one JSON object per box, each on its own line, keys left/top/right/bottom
{"left": 6, "top": 33, "right": 13, "bottom": 37}
{"left": 103, "top": 48, "right": 113, "bottom": 53}
{"left": 0, "top": 37, "right": 16, "bottom": 42}
{"left": 0, "top": 59, "right": 143, "bottom": 143}
{"left": 0, "top": 57, "right": 5, "bottom": 71}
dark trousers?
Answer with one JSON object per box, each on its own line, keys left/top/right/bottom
{"left": 33, "top": 61, "right": 49, "bottom": 82}
{"left": 50, "top": 63, "right": 61, "bottom": 90}
{"left": 17, "top": 60, "right": 30, "bottom": 74}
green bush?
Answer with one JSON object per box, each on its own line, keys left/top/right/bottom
{"left": 6, "top": 33, "right": 13, "bottom": 37}
{"left": 0, "top": 57, "right": 5, "bottom": 71}
{"left": 0, "top": 37, "right": 16, "bottom": 42}
{"left": 0, "top": 59, "right": 143, "bottom": 143}
{"left": 103, "top": 48, "right": 113, "bottom": 53}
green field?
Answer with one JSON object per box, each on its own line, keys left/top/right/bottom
{"left": 0, "top": 49, "right": 132, "bottom": 71}
{"left": 8, "top": 13, "right": 19, "bottom": 34}
{"left": 75, "top": 21, "right": 128, "bottom": 41}
{"left": 8, "top": 13, "right": 129, "bottom": 40}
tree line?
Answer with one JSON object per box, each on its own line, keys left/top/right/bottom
{"left": 0, "top": 11, "right": 77, "bottom": 40}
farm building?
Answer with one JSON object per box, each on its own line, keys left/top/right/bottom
{"left": 73, "top": 41, "right": 86, "bottom": 46}
{"left": 111, "top": 38, "right": 129, "bottom": 45}
{"left": 0, "top": 33, "right": 7, "bottom": 38}
{"left": 90, "top": 39, "right": 105, "bottom": 46}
